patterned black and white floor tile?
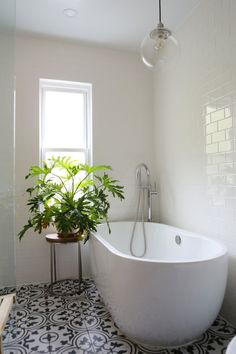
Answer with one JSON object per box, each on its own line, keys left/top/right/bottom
{"left": 1, "top": 279, "right": 236, "bottom": 354}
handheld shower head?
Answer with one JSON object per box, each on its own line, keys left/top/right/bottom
{"left": 136, "top": 163, "right": 150, "bottom": 188}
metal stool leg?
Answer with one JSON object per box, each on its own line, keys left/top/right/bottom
{"left": 0, "top": 335, "right": 3, "bottom": 354}
{"left": 78, "top": 242, "right": 82, "bottom": 293}
{"left": 50, "top": 244, "right": 53, "bottom": 293}
{"left": 53, "top": 244, "right": 57, "bottom": 282}
{"left": 50, "top": 244, "right": 57, "bottom": 294}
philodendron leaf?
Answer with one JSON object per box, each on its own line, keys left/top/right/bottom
{"left": 83, "top": 164, "right": 112, "bottom": 174}
{"left": 18, "top": 221, "right": 33, "bottom": 240}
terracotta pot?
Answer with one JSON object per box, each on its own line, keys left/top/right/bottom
{"left": 57, "top": 232, "right": 79, "bottom": 242}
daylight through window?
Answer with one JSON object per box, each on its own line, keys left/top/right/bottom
{"left": 40, "top": 79, "right": 92, "bottom": 165}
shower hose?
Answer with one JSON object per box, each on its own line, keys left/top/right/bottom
{"left": 130, "top": 186, "right": 147, "bottom": 257}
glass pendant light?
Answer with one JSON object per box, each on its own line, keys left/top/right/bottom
{"left": 141, "top": 0, "right": 178, "bottom": 68}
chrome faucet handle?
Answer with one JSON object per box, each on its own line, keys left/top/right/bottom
{"left": 150, "top": 182, "right": 158, "bottom": 195}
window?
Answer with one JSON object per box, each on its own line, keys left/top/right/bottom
{"left": 40, "top": 79, "right": 92, "bottom": 165}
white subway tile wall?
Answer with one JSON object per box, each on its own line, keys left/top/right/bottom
{"left": 204, "top": 70, "right": 236, "bottom": 208}
{"left": 154, "top": 0, "right": 236, "bottom": 325}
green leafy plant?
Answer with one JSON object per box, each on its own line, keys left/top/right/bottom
{"left": 18, "top": 156, "right": 124, "bottom": 243}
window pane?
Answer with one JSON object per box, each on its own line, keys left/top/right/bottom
{"left": 43, "top": 90, "right": 85, "bottom": 149}
{"left": 45, "top": 151, "right": 86, "bottom": 164}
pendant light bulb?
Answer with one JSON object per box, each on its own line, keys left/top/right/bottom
{"left": 154, "top": 38, "right": 165, "bottom": 50}
{"left": 141, "top": 0, "right": 178, "bottom": 69}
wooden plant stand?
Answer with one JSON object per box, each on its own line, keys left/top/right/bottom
{"left": 0, "top": 294, "right": 16, "bottom": 354}
{"left": 45, "top": 234, "right": 83, "bottom": 295}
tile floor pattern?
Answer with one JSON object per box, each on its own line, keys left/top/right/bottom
{"left": 1, "top": 278, "right": 236, "bottom": 354}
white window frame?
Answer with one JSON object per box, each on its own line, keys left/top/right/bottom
{"left": 39, "top": 79, "right": 92, "bottom": 165}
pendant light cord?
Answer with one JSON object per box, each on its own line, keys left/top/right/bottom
{"left": 158, "top": 0, "right": 162, "bottom": 24}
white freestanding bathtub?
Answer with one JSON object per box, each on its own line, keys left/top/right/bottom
{"left": 90, "top": 222, "right": 228, "bottom": 347}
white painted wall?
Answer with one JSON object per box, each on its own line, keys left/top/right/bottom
{"left": 15, "top": 34, "right": 154, "bottom": 285}
{"left": 0, "top": 0, "right": 15, "bottom": 288}
{"left": 154, "top": 0, "right": 236, "bottom": 324}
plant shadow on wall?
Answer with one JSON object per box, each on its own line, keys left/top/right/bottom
{"left": 18, "top": 156, "right": 124, "bottom": 242}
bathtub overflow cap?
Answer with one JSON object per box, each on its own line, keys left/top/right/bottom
{"left": 175, "top": 235, "right": 182, "bottom": 245}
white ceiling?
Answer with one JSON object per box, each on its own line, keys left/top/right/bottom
{"left": 16, "top": 0, "right": 200, "bottom": 52}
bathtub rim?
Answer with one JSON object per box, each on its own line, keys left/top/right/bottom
{"left": 90, "top": 221, "right": 228, "bottom": 264}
